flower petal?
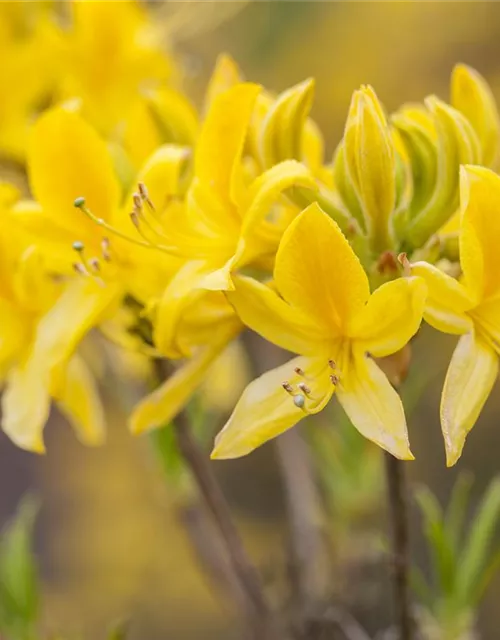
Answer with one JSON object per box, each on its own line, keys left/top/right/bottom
{"left": 459, "top": 165, "right": 500, "bottom": 300}
{"left": 29, "top": 106, "right": 120, "bottom": 236}
{"left": 211, "top": 356, "right": 334, "bottom": 459}
{"left": 130, "top": 341, "right": 227, "bottom": 435}
{"left": 441, "top": 332, "right": 498, "bottom": 466}
{"left": 336, "top": 353, "right": 413, "bottom": 460}
{"left": 227, "top": 275, "right": 327, "bottom": 356}
{"left": 350, "top": 276, "right": 426, "bottom": 357}
{"left": 55, "top": 354, "right": 105, "bottom": 446}
{"left": 411, "top": 260, "right": 474, "bottom": 334}
{"left": 32, "top": 278, "right": 121, "bottom": 392}
{"left": 275, "top": 203, "right": 369, "bottom": 333}
{"left": 235, "top": 159, "right": 316, "bottom": 266}
{"left": 1, "top": 356, "right": 50, "bottom": 453}
{"left": 195, "top": 83, "right": 260, "bottom": 208}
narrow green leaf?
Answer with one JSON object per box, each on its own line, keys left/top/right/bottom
{"left": 457, "top": 477, "right": 500, "bottom": 604}
{"left": 445, "top": 473, "right": 473, "bottom": 556}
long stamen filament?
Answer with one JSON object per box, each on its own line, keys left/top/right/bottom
{"left": 74, "top": 198, "right": 181, "bottom": 257}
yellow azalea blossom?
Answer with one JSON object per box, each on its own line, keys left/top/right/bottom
{"left": 411, "top": 165, "right": 500, "bottom": 466}
{"left": 0, "top": 4, "right": 60, "bottom": 161}
{"left": 212, "top": 203, "right": 426, "bottom": 460}
{"left": 59, "top": 0, "right": 173, "bottom": 140}
{"left": 0, "top": 186, "right": 111, "bottom": 452}
{"left": 153, "top": 82, "right": 317, "bottom": 356}
{"left": 13, "top": 104, "right": 187, "bottom": 305}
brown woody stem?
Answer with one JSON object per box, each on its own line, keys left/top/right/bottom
{"left": 384, "top": 452, "right": 414, "bottom": 640}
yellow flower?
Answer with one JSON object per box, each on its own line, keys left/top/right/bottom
{"left": 0, "top": 187, "right": 111, "bottom": 452}
{"left": 411, "top": 165, "right": 500, "bottom": 466}
{"left": 153, "top": 82, "right": 317, "bottom": 355}
{"left": 59, "top": 0, "right": 173, "bottom": 139}
{"left": 211, "top": 203, "right": 426, "bottom": 460}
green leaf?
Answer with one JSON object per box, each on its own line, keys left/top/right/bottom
{"left": 416, "top": 487, "right": 456, "bottom": 596}
{"left": 0, "top": 495, "right": 40, "bottom": 640}
{"left": 445, "top": 472, "right": 473, "bottom": 556}
{"left": 457, "top": 477, "right": 500, "bottom": 605}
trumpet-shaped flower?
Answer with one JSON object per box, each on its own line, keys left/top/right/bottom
{"left": 212, "top": 204, "right": 426, "bottom": 460}
{"left": 0, "top": 187, "right": 112, "bottom": 452}
{"left": 153, "top": 82, "right": 317, "bottom": 356}
{"left": 411, "top": 165, "right": 500, "bottom": 466}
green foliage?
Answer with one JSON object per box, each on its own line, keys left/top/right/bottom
{"left": 414, "top": 475, "right": 500, "bottom": 638}
{"left": 0, "top": 496, "right": 40, "bottom": 640}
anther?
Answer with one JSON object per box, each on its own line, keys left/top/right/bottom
{"left": 298, "top": 382, "right": 311, "bottom": 395}
{"left": 282, "top": 382, "right": 293, "bottom": 394}
{"left": 74, "top": 197, "right": 86, "bottom": 208}
{"left": 89, "top": 257, "right": 100, "bottom": 272}
{"left": 130, "top": 212, "right": 140, "bottom": 227}
{"left": 293, "top": 394, "right": 306, "bottom": 409}
{"left": 138, "top": 182, "right": 154, "bottom": 210}
{"left": 328, "top": 359, "right": 336, "bottom": 369}
{"left": 330, "top": 374, "right": 339, "bottom": 385}
{"left": 294, "top": 367, "right": 305, "bottom": 376}
{"left": 73, "top": 262, "right": 88, "bottom": 276}
{"left": 132, "top": 193, "right": 142, "bottom": 210}
{"left": 101, "top": 237, "right": 111, "bottom": 262}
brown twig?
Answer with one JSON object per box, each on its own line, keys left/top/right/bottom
{"left": 384, "top": 452, "right": 413, "bottom": 640}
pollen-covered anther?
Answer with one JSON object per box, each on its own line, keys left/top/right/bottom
{"left": 294, "top": 366, "right": 305, "bottom": 376}
{"left": 293, "top": 394, "right": 306, "bottom": 409}
{"left": 72, "top": 262, "right": 88, "bottom": 276}
{"left": 138, "top": 182, "right": 155, "bottom": 211}
{"left": 89, "top": 257, "right": 100, "bottom": 272}
{"left": 132, "top": 193, "right": 142, "bottom": 211}
{"left": 101, "top": 237, "right": 111, "bottom": 262}
{"left": 297, "top": 382, "right": 311, "bottom": 395}
{"left": 282, "top": 381, "right": 294, "bottom": 394}
{"left": 398, "top": 252, "right": 411, "bottom": 277}
{"left": 328, "top": 359, "right": 336, "bottom": 370}
{"left": 330, "top": 374, "right": 339, "bottom": 386}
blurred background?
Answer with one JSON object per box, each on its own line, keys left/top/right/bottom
{"left": 3, "top": 2, "right": 500, "bottom": 638}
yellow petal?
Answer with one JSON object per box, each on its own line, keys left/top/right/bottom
{"left": 441, "top": 332, "right": 498, "bottom": 466}
{"left": 29, "top": 106, "right": 120, "bottom": 236}
{"left": 350, "top": 276, "right": 426, "bottom": 357}
{"left": 153, "top": 260, "right": 213, "bottom": 358}
{"left": 275, "top": 203, "right": 369, "bottom": 334}
{"left": 0, "top": 299, "right": 30, "bottom": 379}
{"left": 472, "top": 297, "right": 500, "bottom": 352}
{"left": 55, "top": 354, "right": 105, "bottom": 446}
{"left": 32, "top": 278, "right": 121, "bottom": 392}
{"left": 411, "top": 260, "right": 474, "bottom": 334}
{"left": 451, "top": 64, "right": 500, "bottom": 168}
{"left": 239, "top": 159, "right": 316, "bottom": 245}
{"left": 227, "top": 275, "right": 327, "bottom": 356}
{"left": 336, "top": 352, "right": 413, "bottom": 460}
{"left": 460, "top": 165, "right": 500, "bottom": 300}
{"left": 130, "top": 341, "right": 226, "bottom": 435}
{"left": 211, "top": 356, "right": 334, "bottom": 459}
{"left": 204, "top": 54, "right": 244, "bottom": 110}
{"left": 1, "top": 355, "right": 49, "bottom": 453}
{"left": 258, "top": 78, "right": 315, "bottom": 168}
{"left": 195, "top": 83, "right": 260, "bottom": 208}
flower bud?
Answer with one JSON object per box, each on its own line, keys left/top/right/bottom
{"left": 342, "top": 85, "right": 396, "bottom": 252}
{"left": 451, "top": 64, "right": 500, "bottom": 168}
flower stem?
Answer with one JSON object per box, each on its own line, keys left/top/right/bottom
{"left": 384, "top": 452, "right": 414, "bottom": 640}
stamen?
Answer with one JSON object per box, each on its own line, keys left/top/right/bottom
{"left": 294, "top": 367, "right": 305, "bottom": 376}
{"left": 328, "top": 359, "right": 336, "bottom": 369}
{"left": 138, "top": 182, "right": 155, "bottom": 211}
{"left": 132, "top": 193, "right": 142, "bottom": 210}
{"left": 282, "top": 382, "right": 293, "bottom": 394}
{"left": 74, "top": 197, "right": 180, "bottom": 256}
{"left": 297, "top": 382, "right": 311, "bottom": 395}
{"left": 398, "top": 252, "right": 411, "bottom": 277}
{"left": 293, "top": 394, "right": 306, "bottom": 409}
{"left": 330, "top": 374, "right": 339, "bottom": 385}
